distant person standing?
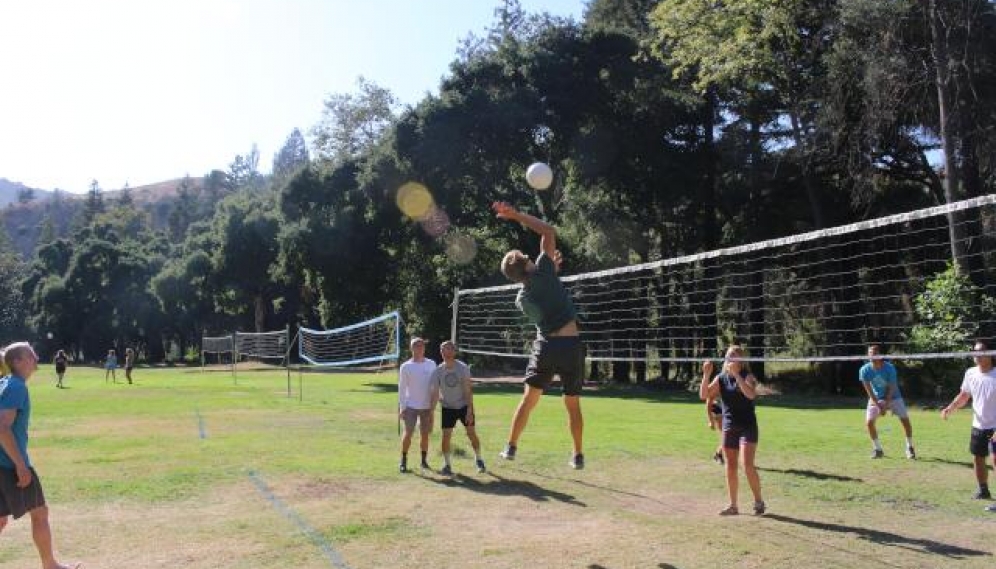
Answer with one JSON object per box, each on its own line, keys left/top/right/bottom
{"left": 124, "top": 348, "right": 135, "bottom": 385}
{"left": 859, "top": 345, "right": 915, "bottom": 459}
{"left": 53, "top": 351, "right": 69, "bottom": 389}
{"left": 0, "top": 342, "right": 81, "bottom": 569}
{"left": 398, "top": 338, "right": 437, "bottom": 474}
{"left": 941, "top": 341, "right": 996, "bottom": 506}
{"left": 431, "top": 341, "right": 485, "bottom": 476}
{"left": 104, "top": 349, "right": 117, "bottom": 383}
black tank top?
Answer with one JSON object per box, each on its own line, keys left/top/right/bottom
{"left": 718, "top": 371, "right": 757, "bottom": 429}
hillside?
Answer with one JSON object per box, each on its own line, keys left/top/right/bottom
{"left": 0, "top": 177, "right": 205, "bottom": 258}
{"left": 0, "top": 178, "right": 52, "bottom": 207}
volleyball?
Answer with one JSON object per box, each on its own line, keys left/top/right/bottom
{"left": 526, "top": 162, "right": 553, "bottom": 190}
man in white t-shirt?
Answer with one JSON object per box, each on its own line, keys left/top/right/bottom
{"left": 430, "top": 341, "right": 484, "bottom": 476}
{"left": 398, "top": 337, "right": 438, "bottom": 473}
{"left": 941, "top": 341, "right": 996, "bottom": 508}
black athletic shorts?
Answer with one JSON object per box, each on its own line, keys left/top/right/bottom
{"left": 55, "top": 365, "right": 66, "bottom": 374}
{"left": 0, "top": 467, "right": 46, "bottom": 519}
{"left": 441, "top": 406, "right": 472, "bottom": 429}
{"left": 970, "top": 427, "right": 996, "bottom": 457}
{"left": 524, "top": 336, "right": 584, "bottom": 396}
{"left": 723, "top": 423, "right": 760, "bottom": 449}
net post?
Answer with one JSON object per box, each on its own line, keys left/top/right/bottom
{"left": 285, "top": 324, "right": 298, "bottom": 398}
{"left": 233, "top": 332, "right": 239, "bottom": 385}
{"left": 450, "top": 288, "right": 459, "bottom": 344}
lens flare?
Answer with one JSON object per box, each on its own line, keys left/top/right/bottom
{"left": 419, "top": 205, "right": 450, "bottom": 237}
{"left": 396, "top": 182, "right": 434, "bottom": 220}
{"left": 445, "top": 233, "right": 478, "bottom": 265}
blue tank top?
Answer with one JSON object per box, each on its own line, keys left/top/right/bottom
{"left": 718, "top": 371, "right": 757, "bottom": 429}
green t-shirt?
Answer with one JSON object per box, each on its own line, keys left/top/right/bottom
{"left": 516, "top": 252, "right": 577, "bottom": 335}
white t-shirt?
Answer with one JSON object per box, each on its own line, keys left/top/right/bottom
{"left": 959, "top": 366, "right": 996, "bottom": 429}
{"left": 399, "top": 358, "right": 437, "bottom": 410}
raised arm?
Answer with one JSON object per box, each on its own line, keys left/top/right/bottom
{"left": 699, "top": 360, "right": 718, "bottom": 400}
{"left": 493, "top": 202, "right": 556, "bottom": 260}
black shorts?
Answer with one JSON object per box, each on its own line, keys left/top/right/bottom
{"left": 441, "top": 406, "right": 472, "bottom": 429}
{"left": 970, "top": 428, "right": 996, "bottom": 457}
{"left": 524, "top": 336, "right": 584, "bottom": 396}
{"left": 55, "top": 365, "right": 66, "bottom": 374}
{"left": 0, "top": 467, "right": 46, "bottom": 519}
{"left": 723, "top": 423, "right": 759, "bottom": 449}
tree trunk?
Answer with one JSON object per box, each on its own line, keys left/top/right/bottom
{"left": 254, "top": 294, "right": 267, "bottom": 333}
{"left": 926, "top": 0, "right": 968, "bottom": 274}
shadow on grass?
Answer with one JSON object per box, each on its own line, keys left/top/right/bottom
{"left": 420, "top": 471, "right": 585, "bottom": 507}
{"left": 758, "top": 467, "right": 862, "bottom": 482}
{"left": 920, "top": 457, "right": 975, "bottom": 468}
{"left": 765, "top": 513, "right": 991, "bottom": 559}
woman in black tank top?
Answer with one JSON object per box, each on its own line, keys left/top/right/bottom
{"left": 700, "top": 345, "right": 765, "bottom": 516}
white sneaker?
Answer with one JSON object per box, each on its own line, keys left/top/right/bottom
{"left": 906, "top": 446, "right": 916, "bottom": 460}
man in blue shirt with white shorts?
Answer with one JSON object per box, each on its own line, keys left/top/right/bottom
{"left": 859, "top": 344, "right": 915, "bottom": 459}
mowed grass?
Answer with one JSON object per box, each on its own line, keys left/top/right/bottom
{"left": 0, "top": 364, "right": 994, "bottom": 568}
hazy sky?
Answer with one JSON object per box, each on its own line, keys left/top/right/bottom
{"left": 0, "top": 0, "right": 587, "bottom": 193}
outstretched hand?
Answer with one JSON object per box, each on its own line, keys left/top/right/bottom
{"left": 492, "top": 201, "right": 519, "bottom": 220}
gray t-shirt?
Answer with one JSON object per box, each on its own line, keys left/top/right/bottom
{"left": 431, "top": 360, "right": 472, "bottom": 409}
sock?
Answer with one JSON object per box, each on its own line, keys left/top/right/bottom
{"left": 443, "top": 452, "right": 451, "bottom": 466}
{"left": 981, "top": 483, "right": 989, "bottom": 491}
{"left": 400, "top": 453, "right": 407, "bottom": 465}
{"left": 474, "top": 451, "right": 482, "bottom": 461}
{"left": 421, "top": 451, "right": 428, "bottom": 464}
{"left": 905, "top": 437, "right": 914, "bottom": 448}
{"left": 872, "top": 439, "right": 882, "bottom": 451}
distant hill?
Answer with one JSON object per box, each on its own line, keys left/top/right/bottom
{"left": 1, "top": 177, "right": 206, "bottom": 258}
{"left": 0, "top": 178, "right": 52, "bottom": 207}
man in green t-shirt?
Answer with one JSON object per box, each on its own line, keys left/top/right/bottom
{"left": 493, "top": 201, "right": 585, "bottom": 470}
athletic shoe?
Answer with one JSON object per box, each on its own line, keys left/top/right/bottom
{"left": 475, "top": 458, "right": 486, "bottom": 473}
{"left": 985, "top": 503, "right": 996, "bottom": 513}
{"left": 440, "top": 464, "right": 453, "bottom": 477}
{"left": 973, "top": 488, "right": 992, "bottom": 500}
{"left": 499, "top": 444, "right": 517, "bottom": 460}
{"left": 753, "top": 501, "right": 766, "bottom": 515}
{"left": 399, "top": 462, "right": 408, "bottom": 474}
{"left": 906, "top": 446, "right": 916, "bottom": 460}
{"left": 719, "top": 505, "right": 738, "bottom": 516}
{"left": 871, "top": 449, "right": 884, "bottom": 459}
{"left": 569, "top": 453, "right": 585, "bottom": 470}
{"left": 420, "top": 461, "right": 431, "bottom": 473}
{"left": 713, "top": 451, "right": 725, "bottom": 465}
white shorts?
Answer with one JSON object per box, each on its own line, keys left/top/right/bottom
{"left": 866, "top": 398, "right": 909, "bottom": 421}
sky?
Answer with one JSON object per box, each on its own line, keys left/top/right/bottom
{"left": 0, "top": 0, "right": 588, "bottom": 193}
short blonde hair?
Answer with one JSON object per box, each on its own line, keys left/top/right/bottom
{"left": 2, "top": 342, "right": 35, "bottom": 371}
{"left": 501, "top": 250, "right": 530, "bottom": 283}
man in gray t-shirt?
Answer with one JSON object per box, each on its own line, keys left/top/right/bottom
{"left": 431, "top": 341, "right": 485, "bottom": 475}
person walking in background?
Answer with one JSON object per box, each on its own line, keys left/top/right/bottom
{"left": 859, "top": 344, "right": 916, "bottom": 459}
{"left": 700, "top": 345, "right": 765, "bottom": 516}
{"left": 124, "top": 348, "right": 135, "bottom": 385}
{"left": 53, "top": 350, "right": 69, "bottom": 389}
{"left": 0, "top": 342, "right": 81, "bottom": 569}
{"left": 104, "top": 349, "right": 117, "bottom": 383}
{"left": 941, "top": 341, "right": 996, "bottom": 508}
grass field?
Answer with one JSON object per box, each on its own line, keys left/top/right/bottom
{"left": 0, "top": 364, "right": 994, "bottom": 569}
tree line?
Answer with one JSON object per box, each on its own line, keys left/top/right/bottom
{"left": 1, "top": 0, "right": 994, "bottom": 393}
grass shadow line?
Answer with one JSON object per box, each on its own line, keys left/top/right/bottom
{"left": 764, "top": 513, "right": 991, "bottom": 559}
